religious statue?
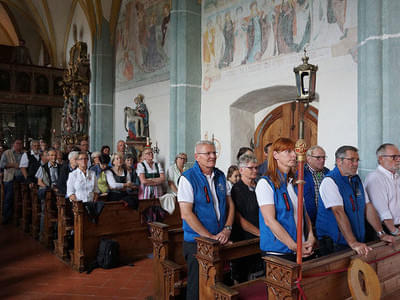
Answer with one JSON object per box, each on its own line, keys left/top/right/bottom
{"left": 124, "top": 94, "right": 149, "bottom": 139}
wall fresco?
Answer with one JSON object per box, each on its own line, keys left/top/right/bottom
{"left": 202, "top": 0, "right": 357, "bottom": 91}
{"left": 115, "top": 0, "right": 170, "bottom": 91}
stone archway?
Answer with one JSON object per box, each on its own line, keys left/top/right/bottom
{"left": 230, "top": 85, "right": 319, "bottom": 164}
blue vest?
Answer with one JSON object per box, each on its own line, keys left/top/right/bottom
{"left": 259, "top": 175, "right": 298, "bottom": 254}
{"left": 182, "top": 161, "right": 227, "bottom": 242}
{"left": 316, "top": 167, "right": 366, "bottom": 245}
{"left": 303, "top": 166, "right": 329, "bottom": 224}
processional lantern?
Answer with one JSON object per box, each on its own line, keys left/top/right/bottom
{"left": 293, "top": 49, "right": 318, "bottom": 269}
{"left": 294, "top": 49, "right": 318, "bottom": 104}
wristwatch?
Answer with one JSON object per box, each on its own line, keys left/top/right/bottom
{"left": 377, "top": 230, "right": 386, "bottom": 237}
{"left": 390, "top": 228, "right": 399, "bottom": 236}
{"left": 224, "top": 225, "right": 232, "bottom": 231}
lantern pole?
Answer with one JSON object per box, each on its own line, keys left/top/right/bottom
{"left": 293, "top": 49, "right": 318, "bottom": 280}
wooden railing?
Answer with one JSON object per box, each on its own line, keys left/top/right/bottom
{"left": 0, "top": 63, "right": 65, "bottom": 107}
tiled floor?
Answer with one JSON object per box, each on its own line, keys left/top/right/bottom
{"left": 0, "top": 224, "right": 154, "bottom": 299}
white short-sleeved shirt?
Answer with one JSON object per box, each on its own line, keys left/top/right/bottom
{"left": 136, "top": 161, "right": 164, "bottom": 176}
{"left": 19, "top": 151, "right": 40, "bottom": 168}
{"left": 319, "top": 177, "right": 370, "bottom": 208}
{"left": 177, "top": 172, "right": 231, "bottom": 221}
{"left": 364, "top": 165, "right": 400, "bottom": 223}
{"left": 256, "top": 178, "right": 303, "bottom": 236}
{"left": 66, "top": 168, "right": 99, "bottom": 202}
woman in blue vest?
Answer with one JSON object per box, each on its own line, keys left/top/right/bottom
{"left": 255, "top": 137, "right": 315, "bottom": 262}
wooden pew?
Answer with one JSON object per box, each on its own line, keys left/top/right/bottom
{"left": 54, "top": 194, "right": 74, "bottom": 260}
{"left": 12, "top": 181, "right": 22, "bottom": 226}
{"left": 0, "top": 182, "right": 3, "bottom": 223}
{"left": 30, "top": 185, "right": 41, "bottom": 239}
{"left": 195, "top": 236, "right": 261, "bottom": 300}
{"left": 40, "top": 189, "right": 58, "bottom": 248}
{"left": 149, "top": 222, "right": 262, "bottom": 300}
{"left": 263, "top": 238, "right": 400, "bottom": 300}
{"left": 71, "top": 198, "right": 182, "bottom": 272}
{"left": 149, "top": 222, "right": 185, "bottom": 300}
{"left": 20, "top": 183, "right": 32, "bottom": 233}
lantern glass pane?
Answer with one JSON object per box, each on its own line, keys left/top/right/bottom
{"left": 295, "top": 73, "right": 301, "bottom": 97}
{"left": 301, "top": 72, "right": 310, "bottom": 95}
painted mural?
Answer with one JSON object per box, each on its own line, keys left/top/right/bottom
{"left": 115, "top": 0, "right": 170, "bottom": 91}
{"left": 202, "top": 0, "right": 357, "bottom": 90}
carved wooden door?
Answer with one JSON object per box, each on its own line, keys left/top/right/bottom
{"left": 254, "top": 102, "right": 318, "bottom": 163}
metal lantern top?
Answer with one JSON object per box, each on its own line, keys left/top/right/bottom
{"left": 294, "top": 49, "right": 318, "bottom": 101}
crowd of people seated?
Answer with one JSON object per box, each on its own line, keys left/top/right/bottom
{"left": 2, "top": 136, "right": 400, "bottom": 300}
{"left": 176, "top": 139, "right": 400, "bottom": 300}
{"left": 0, "top": 138, "right": 184, "bottom": 232}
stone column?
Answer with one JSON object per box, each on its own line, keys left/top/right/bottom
{"left": 358, "top": 0, "right": 400, "bottom": 178}
{"left": 169, "top": 0, "right": 202, "bottom": 163}
{"left": 90, "top": 19, "right": 114, "bottom": 152}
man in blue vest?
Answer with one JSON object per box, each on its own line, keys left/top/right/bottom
{"left": 304, "top": 145, "right": 329, "bottom": 225}
{"left": 316, "top": 145, "right": 394, "bottom": 256}
{"left": 178, "top": 140, "right": 235, "bottom": 300}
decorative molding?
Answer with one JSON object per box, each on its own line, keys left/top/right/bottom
{"left": 62, "top": 0, "right": 78, "bottom": 67}
{"left": 41, "top": 0, "right": 57, "bottom": 66}
{"left": 109, "top": 0, "right": 121, "bottom": 44}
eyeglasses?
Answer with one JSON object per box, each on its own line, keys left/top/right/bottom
{"left": 144, "top": 152, "right": 153, "bottom": 155}
{"left": 77, "top": 157, "right": 89, "bottom": 161}
{"left": 245, "top": 166, "right": 258, "bottom": 170}
{"left": 197, "top": 151, "right": 217, "bottom": 156}
{"left": 177, "top": 157, "right": 187, "bottom": 160}
{"left": 342, "top": 157, "right": 360, "bottom": 163}
{"left": 310, "top": 155, "right": 327, "bottom": 160}
{"left": 380, "top": 155, "right": 400, "bottom": 160}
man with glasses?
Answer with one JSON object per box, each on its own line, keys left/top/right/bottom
{"left": 178, "top": 140, "right": 234, "bottom": 300}
{"left": 364, "top": 143, "right": 400, "bottom": 236}
{"left": 316, "top": 145, "right": 394, "bottom": 257}
{"left": 304, "top": 145, "right": 329, "bottom": 225}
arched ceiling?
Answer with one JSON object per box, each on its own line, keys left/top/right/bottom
{"left": 231, "top": 85, "right": 320, "bottom": 114}
{"left": 0, "top": 0, "right": 122, "bottom": 67}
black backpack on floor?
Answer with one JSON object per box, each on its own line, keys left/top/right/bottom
{"left": 97, "top": 239, "right": 119, "bottom": 268}
{"left": 87, "top": 239, "right": 119, "bottom": 273}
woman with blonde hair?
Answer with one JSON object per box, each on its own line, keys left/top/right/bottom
{"left": 256, "top": 137, "right": 315, "bottom": 261}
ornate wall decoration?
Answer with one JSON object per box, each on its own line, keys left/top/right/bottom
{"left": 60, "top": 41, "right": 90, "bottom": 145}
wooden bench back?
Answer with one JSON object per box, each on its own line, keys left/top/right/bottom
{"left": 71, "top": 198, "right": 182, "bottom": 272}
{"left": 149, "top": 222, "right": 185, "bottom": 300}
{"left": 265, "top": 237, "right": 400, "bottom": 300}
{"left": 20, "top": 183, "right": 32, "bottom": 233}
{"left": 195, "top": 236, "right": 261, "bottom": 300}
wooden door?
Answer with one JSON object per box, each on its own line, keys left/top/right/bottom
{"left": 253, "top": 102, "right": 318, "bottom": 163}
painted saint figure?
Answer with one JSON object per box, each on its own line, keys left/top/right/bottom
{"left": 219, "top": 12, "right": 234, "bottom": 68}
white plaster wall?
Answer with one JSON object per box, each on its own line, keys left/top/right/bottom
{"left": 114, "top": 80, "right": 171, "bottom": 168}
{"left": 202, "top": 50, "right": 358, "bottom": 172}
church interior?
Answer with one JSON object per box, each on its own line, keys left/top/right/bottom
{"left": 1, "top": 0, "right": 400, "bottom": 299}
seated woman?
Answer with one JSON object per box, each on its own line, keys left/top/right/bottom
{"left": 125, "top": 153, "right": 140, "bottom": 188}
{"left": 89, "top": 151, "right": 102, "bottom": 177}
{"left": 136, "top": 148, "right": 165, "bottom": 199}
{"left": 166, "top": 152, "right": 187, "bottom": 195}
{"left": 256, "top": 138, "right": 315, "bottom": 262}
{"left": 231, "top": 154, "right": 261, "bottom": 282}
{"left": 105, "top": 152, "right": 135, "bottom": 203}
